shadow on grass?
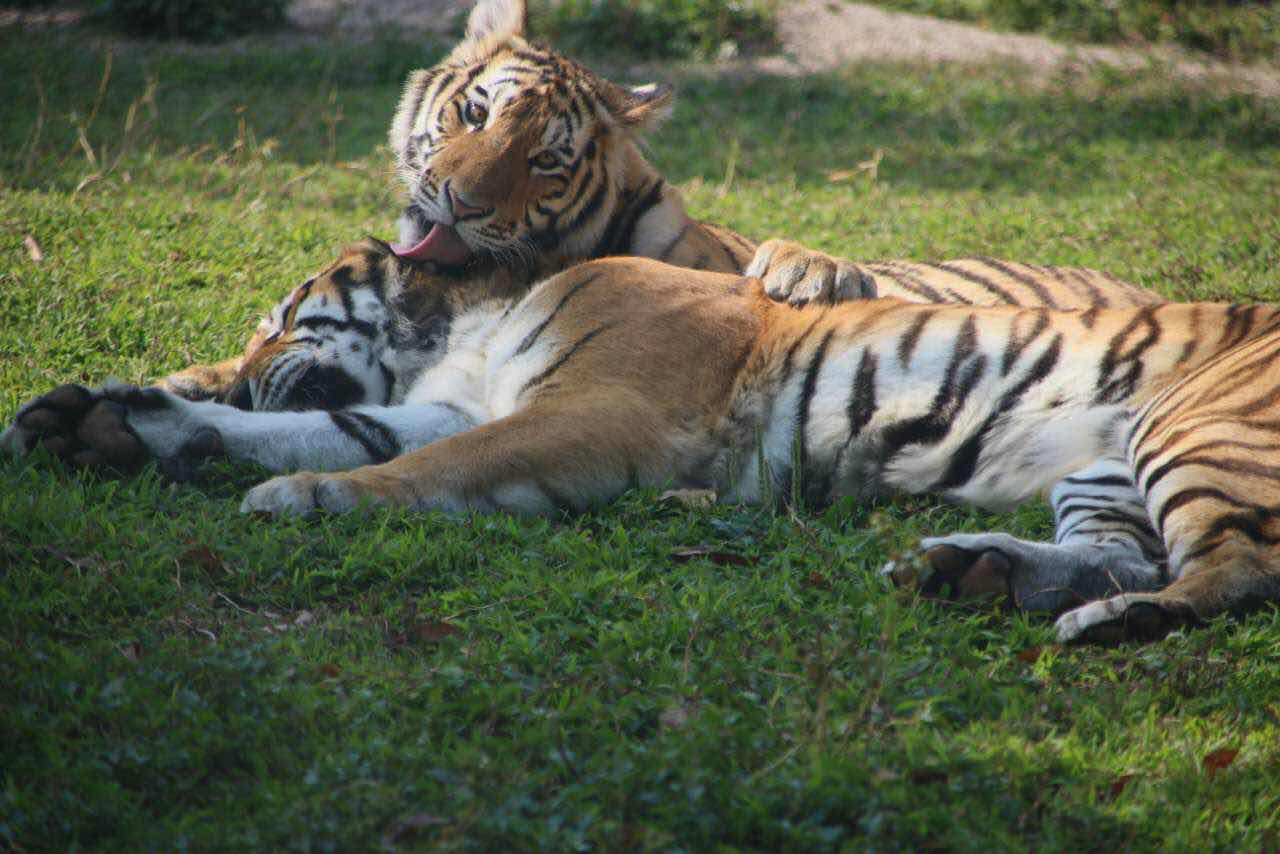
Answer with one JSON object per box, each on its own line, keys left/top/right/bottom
{"left": 1, "top": 26, "right": 1276, "bottom": 195}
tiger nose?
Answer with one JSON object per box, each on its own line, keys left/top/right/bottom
{"left": 445, "top": 181, "right": 491, "bottom": 221}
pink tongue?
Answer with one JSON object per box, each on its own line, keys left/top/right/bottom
{"left": 393, "top": 223, "right": 473, "bottom": 266}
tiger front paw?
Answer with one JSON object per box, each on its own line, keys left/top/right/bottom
{"left": 881, "top": 533, "right": 1014, "bottom": 602}
{"left": 2, "top": 382, "right": 225, "bottom": 478}
{"left": 240, "top": 472, "right": 372, "bottom": 517}
{"left": 3, "top": 383, "right": 150, "bottom": 470}
{"left": 746, "top": 239, "right": 874, "bottom": 307}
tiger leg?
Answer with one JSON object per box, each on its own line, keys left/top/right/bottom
{"left": 2, "top": 383, "right": 477, "bottom": 477}
{"left": 903, "top": 458, "right": 1167, "bottom": 613}
{"left": 156, "top": 356, "right": 245, "bottom": 402}
{"left": 241, "top": 400, "right": 656, "bottom": 518}
{"left": 1057, "top": 417, "right": 1280, "bottom": 643}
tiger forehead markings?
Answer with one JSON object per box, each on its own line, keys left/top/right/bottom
{"left": 13, "top": 242, "right": 1280, "bottom": 645}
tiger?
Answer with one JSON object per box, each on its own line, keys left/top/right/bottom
{"left": 156, "top": 0, "right": 1160, "bottom": 406}
{"left": 8, "top": 238, "right": 1280, "bottom": 645}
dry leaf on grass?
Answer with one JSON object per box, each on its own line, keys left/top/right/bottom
{"left": 413, "top": 621, "right": 461, "bottom": 642}
{"left": 180, "top": 544, "right": 228, "bottom": 580}
{"left": 1106, "top": 773, "right": 1137, "bottom": 800}
{"left": 1202, "top": 747, "right": 1239, "bottom": 778}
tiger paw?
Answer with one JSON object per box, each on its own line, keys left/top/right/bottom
{"left": 1055, "top": 595, "right": 1184, "bottom": 645}
{"left": 240, "top": 472, "right": 372, "bottom": 517}
{"left": 2, "top": 382, "right": 226, "bottom": 477}
{"left": 2, "top": 383, "right": 150, "bottom": 470}
{"left": 917, "top": 539, "right": 1013, "bottom": 601}
{"left": 745, "top": 239, "right": 874, "bottom": 307}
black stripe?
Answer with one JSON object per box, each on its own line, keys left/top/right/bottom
{"left": 513, "top": 49, "right": 557, "bottom": 68}
{"left": 797, "top": 330, "right": 835, "bottom": 505}
{"left": 881, "top": 315, "right": 983, "bottom": 455}
{"left": 514, "top": 272, "right": 601, "bottom": 356}
{"left": 1000, "top": 310, "right": 1049, "bottom": 374}
{"left": 977, "top": 258, "right": 1060, "bottom": 308}
{"left": 1046, "top": 265, "right": 1105, "bottom": 307}
{"left": 520, "top": 322, "right": 617, "bottom": 395}
{"left": 330, "top": 411, "right": 399, "bottom": 463}
{"left": 1216, "top": 304, "right": 1257, "bottom": 351}
{"left": 1154, "top": 486, "right": 1272, "bottom": 535}
{"left": 1055, "top": 506, "right": 1154, "bottom": 539}
{"left": 531, "top": 169, "right": 609, "bottom": 252}
{"left": 404, "top": 70, "right": 436, "bottom": 141}
{"left": 933, "top": 333, "right": 1062, "bottom": 491}
{"left": 779, "top": 318, "right": 824, "bottom": 385}
{"left": 924, "top": 261, "right": 1018, "bottom": 305}
{"left": 1144, "top": 451, "right": 1280, "bottom": 496}
{"left": 1094, "top": 305, "right": 1161, "bottom": 404}
{"left": 1176, "top": 305, "right": 1202, "bottom": 364}
{"left": 565, "top": 91, "right": 584, "bottom": 129}
{"left": 295, "top": 316, "right": 379, "bottom": 339}
{"left": 429, "top": 70, "right": 457, "bottom": 119}
{"left": 867, "top": 263, "right": 944, "bottom": 302}
{"left": 897, "top": 310, "right": 934, "bottom": 367}
{"left": 1060, "top": 474, "right": 1134, "bottom": 488}
{"left": 378, "top": 361, "right": 395, "bottom": 405}
{"left": 591, "top": 178, "right": 665, "bottom": 258}
{"left": 1198, "top": 512, "right": 1280, "bottom": 550}
{"left": 830, "top": 349, "right": 880, "bottom": 486}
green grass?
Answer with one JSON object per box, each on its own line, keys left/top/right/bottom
{"left": 3, "top": 25, "right": 1280, "bottom": 851}
{"left": 865, "top": 0, "right": 1280, "bottom": 65}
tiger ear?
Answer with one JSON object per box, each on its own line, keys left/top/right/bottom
{"left": 464, "top": 0, "right": 526, "bottom": 44}
{"left": 600, "top": 81, "right": 675, "bottom": 131}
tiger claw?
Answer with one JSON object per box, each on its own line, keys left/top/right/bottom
{"left": 747, "top": 239, "right": 874, "bottom": 307}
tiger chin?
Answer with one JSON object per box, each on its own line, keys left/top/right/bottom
{"left": 9, "top": 237, "right": 1280, "bottom": 645}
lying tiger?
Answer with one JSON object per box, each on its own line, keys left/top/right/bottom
{"left": 159, "top": 0, "right": 1160, "bottom": 405}
{"left": 7, "top": 239, "right": 1279, "bottom": 644}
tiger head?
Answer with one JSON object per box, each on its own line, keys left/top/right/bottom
{"left": 388, "top": 0, "right": 674, "bottom": 274}
{"left": 224, "top": 239, "right": 507, "bottom": 412}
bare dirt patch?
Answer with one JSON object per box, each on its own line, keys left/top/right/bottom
{"left": 772, "top": 1, "right": 1280, "bottom": 97}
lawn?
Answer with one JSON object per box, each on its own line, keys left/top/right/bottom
{"left": 3, "top": 23, "right": 1280, "bottom": 851}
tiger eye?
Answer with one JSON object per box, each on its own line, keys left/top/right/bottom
{"left": 531, "top": 151, "right": 559, "bottom": 170}
{"left": 464, "top": 100, "right": 488, "bottom": 127}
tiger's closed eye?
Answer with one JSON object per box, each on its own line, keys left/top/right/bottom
{"left": 530, "top": 151, "right": 559, "bottom": 170}
{"left": 463, "top": 100, "right": 488, "bottom": 127}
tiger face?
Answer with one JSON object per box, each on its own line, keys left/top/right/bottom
{"left": 225, "top": 239, "right": 448, "bottom": 411}
{"left": 388, "top": 0, "right": 673, "bottom": 271}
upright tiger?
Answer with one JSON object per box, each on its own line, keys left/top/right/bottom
{"left": 158, "top": 0, "right": 1159, "bottom": 405}
{"left": 9, "top": 241, "right": 1279, "bottom": 644}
